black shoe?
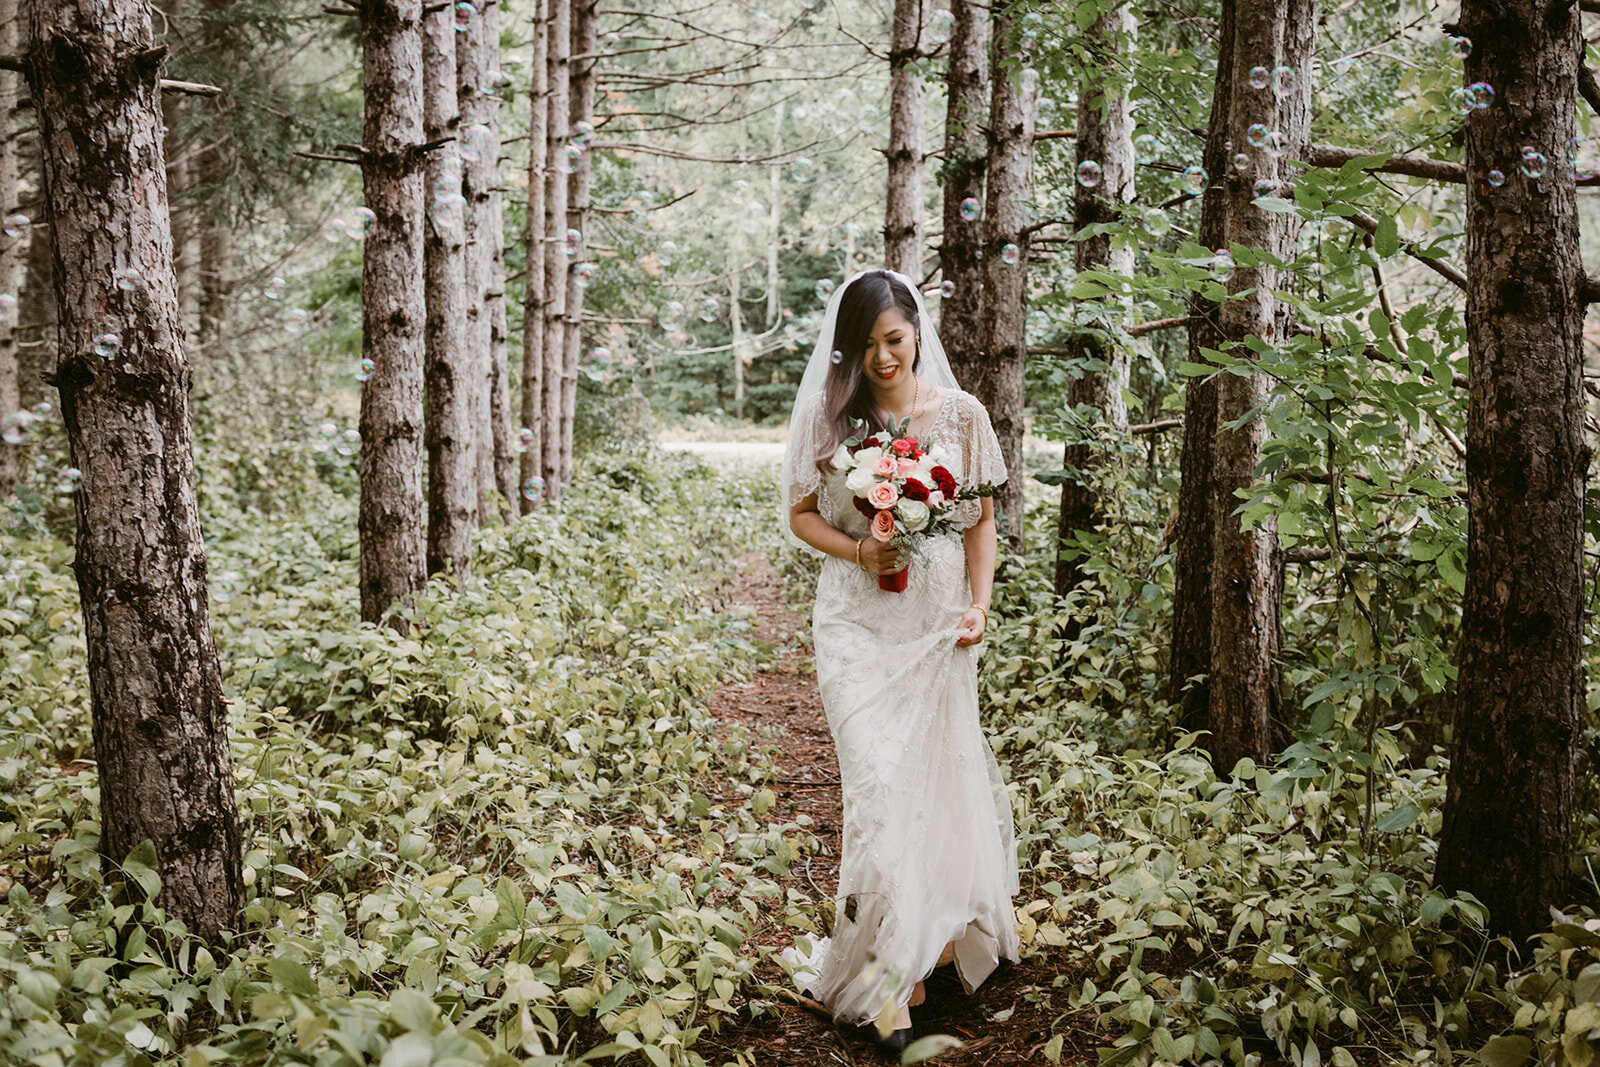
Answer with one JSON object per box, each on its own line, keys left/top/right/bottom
{"left": 869, "top": 1023, "right": 914, "bottom": 1052}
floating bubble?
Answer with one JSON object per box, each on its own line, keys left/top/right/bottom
{"left": 559, "top": 144, "right": 581, "bottom": 173}
{"left": 1000, "top": 242, "right": 1020, "bottom": 265}
{"left": 658, "top": 301, "right": 685, "bottom": 329}
{"left": 698, "top": 297, "right": 720, "bottom": 322}
{"left": 1576, "top": 157, "right": 1597, "bottom": 181}
{"left": 929, "top": 9, "right": 955, "bottom": 43}
{"left": 433, "top": 175, "right": 460, "bottom": 202}
{"left": 453, "top": 1, "right": 475, "bottom": 30}
{"left": 264, "top": 276, "right": 286, "bottom": 300}
{"left": 56, "top": 467, "right": 81, "bottom": 494}
{"left": 478, "top": 68, "right": 505, "bottom": 96}
{"left": 572, "top": 119, "right": 595, "bottom": 147}
{"left": 514, "top": 427, "right": 535, "bottom": 454}
{"left": 1248, "top": 66, "right": 1270, "bottom": 90}
{"left": 960, "top": 196, "right": 981, "bottom": 220}
{"left": 1449, "top": 87, "right": 1473, "bottom": 114}
{"left": 93, "top": 332, "right": 121, "bottom": 359}
{"left": 1487, "top": 168, "right": 1505, "bottom": 187}
{"left": 284, "top": 308, "right": 309, "bottom": 334}
{"left": 322, "top": 217, "right": 348, "bottom": 241}
{"left": 2, "top": 214, "right": 28, "bottom": 239}
{"left": 1247, "top": 123, "right": 1269, "bottom": 147}
{"left": 1021, "top": 11, "right": 1042, "bottom": 38}
{"left": 573, "top": 261, "right": 597, "bottom": 288}
{"left": 1142, "top": 208, "right": 1171, "bottom": 237}
{"left": 829, "top": 349, "right": 843, "bottom": 364}
{"left": 815, "top": 278, "right": 836, "bottom": 302}
{"left": 1210, "top": 249, "right": 1235, "bottom": 281}
{"left": 792, "top": 156, "right": 815, "bottom": 182}
{"left": 0, "top": 293, "right": 17, "bottom": 325}
{"left": 213, "top": 569, "right": 241, "bottom": 602}
{"left": 0, "top": 410, "right": 31, "bottom": 445}
{"left": 432, "top": 192, "right": 466, "bottom": 226}
{"left": 521, "top": 475, "right": 546, "bottom": 502}
{"left": 354, "top": 357, "right": 375, "bottom": 381}
{"left": 1265, "top": 130, "right": 1288, "bottom": 158}
{"left": 313, "top": 422, "right": 337, "bottom": 452}
{"left": 1182, "top": 165, "right": 1209, "bottom": 194}
{"left": 1452, "top": 35, "right": 1472, "bottom": 58}
{"left": 563, "top": 227, "right": 581, "bottom": 256}
{"left": 335, "top": 428, "right": 360, "bottom": 456}
{"left": 1020, "top": 67, "right": 1039, "bottom": 94}
{"left": 1134, "top": 134, "right": 1158, "bottom": 164}
{"left": 344, "top": 206, "right": 377, "bottom": 239}
{"left": 1520, "top": 147, "right": 1547, "bottom": 178}
{"left": 1252, "top": 178, "right": 1276, "bottom": 198}
{"left": 1233, "top": 151, "right": 1251, "bottom": 172}
{"left": 940, "top": 280, "right": 956, "bottom": 298}
{"left": 1467, "top": 82, "right": 1495, "bottom": 109}
{"left": 460, "top": 124, "right": 492, "bottom": 163}
{"left": 114, "top": 267, "right": 143, "bottom": 292}
{"left": 1272, "top": 66, "right": 1295, "bottom": 95}
{"left": 31, "top": 400, "right": 47, "bottom": 418}
{"left": 1076, "top": 160, "right": 1102, "bottom": 187}
{"left": 658, "top": 241, "right": 677, "bottom": 267}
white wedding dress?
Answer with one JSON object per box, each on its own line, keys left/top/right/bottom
{"left": 778, "top": 386, "right": 1022, "bottom": 1027}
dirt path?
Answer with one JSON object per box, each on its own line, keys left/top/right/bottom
{"left": 700, "top": 552, "right": 1105, "bottom": 1065}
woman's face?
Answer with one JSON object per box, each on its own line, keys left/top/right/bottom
{"left": 860, "top": 306, "right": 917, "bottom": 389}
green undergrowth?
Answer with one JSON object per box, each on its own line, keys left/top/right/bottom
{"left": 0, "top": 448, "right": 830, "bottom": 1066}
{"left": 776, "top": 480, "right": 1600, "bottom": 1067}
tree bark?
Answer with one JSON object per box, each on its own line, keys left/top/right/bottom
{"left": 539, "top": 0, "right": 570, "bottom": 501}
{"left": 1054, "top": 0, "right": 1134, "bottom": 603}
{"left": 975, "top": 13, "right": 1036, "bottom": 553}
{"left": 938, "top": 0, "right": 988, "bottom": 390}
{"left": 1434, "top": 0, "right": 1586, "bottom": 947}
{"left": 0, "top": 0, "right": 21, "bottom": 501}
{"left": 558, "top": 0, "right": 596, "bottom": 491}
{"left": 884, "top": 0, "right": 925, "bottom": 275}
{"left": 25, "top": 0, "right": 243, "bottom": 937}
{"left": 1204, "top": 0, "right": 1309, "bottom": 769}
{"left": 518, "top": 0, "right": 548, "bottom": 512}
{"left": 457, "top": 0, "right": 496, "bottom": 523}
{"left": 422, "top": 2, "right": 473, "bottom": 581}
{"left": 358, "top": 0, "right": 427, "bottom": 628}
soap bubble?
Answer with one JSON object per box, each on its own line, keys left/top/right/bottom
{"left": 1272, "top": 66, "right": 1295, "bottom": 95}
{"left": 1182, "top": 165, "right": 1209, "bottom": 194}
{"left": 1487, "top": 168, "right": 1505, "bottom": 187}
{"left": 0, "top": 294, "right": 17, "bottom": 324}
{"left": 93, "top": 332, "right": 121, "bottom": 359}
{"left": 1252, "top": 178, "right": 1276, "bottom": 198}
{"left": 454, "top": 2, "right": 475, "bottom": 30}
{"left": 815, "top": 278, "right": 836, "bottom": 302}
{"left": 929, "top": 9, "right": 955, "bottom": 43}
{"left": 940, "top": 280, "right": 956, "bottom": 298}
{"left": 432, "top": 192, "right": 466, "bottom": 226}
{"left": 1233, "top": 151, "right": 1251, "bottom": 172}
{"left": 960, "top": 196, "right": 981, "bottom": 220}
{"left": 558, "top": 144, "right": 581, "bottom": 173}
{"left": 460, "top": 124, "right": 492, "bottom": 162}
{"left": 792, "top": 156, "right": 816, "bottom": 182}
{"left": 1466, "top": 82, "right": 1495, "bottom": 109}
{"left": 573, "top": 261, "right": 597, "bottom": 288}
{"left": 698, "top": 297, "right": 720, "bottom": 322}
{"left": 0, "top": 410, "right": 32, "bottom": 445}
{"left": 1000, "top": 242, "right": 1020, "bottom": 265}
{"left": 2, "top": 214, "right": 28, "bottom": 239}
{"left": 284, "top": 308, "right": 309, "bottom": 334}
{"left": 1452, "top": 35, "right": 1472, "bottom": 58}
{"left": 1265, "top": 130, "right": 1288, "bottom": 158}
{"left": 1021, "top": 12, "right": 1042, "bottom": 39}
{"left": 1449, "top": 87, "right": 1473, "bottom": 114}
{"left": 1210, "top": 249, "right": 1235, "bottom": 281}
{"left": 1247, "top": 123, "right": 1269, "bottom": 147}
{"left": 572, "top": 120, "right": 595, "bottom": 146}
{"left": 354, "top": 357, "right": 375, "bottom": 381}
{"left": 563, "top": 227, "right": 581, "bottom": 256}
{"left": 343, "top": 206, "right": 377, "bottom": 239}
{"left": 1134, "top": 134, "right": 1158, "bottom": 164}
{"left": 521, "top": 475, "right": 546, "bottom": 502}
{"left": 264, "top": 277, "right": 286, "bottom": 300}
{"left": 1142, "top": 208, "right": 1171, "bottom": 237}
{"left": 312, "top": 422, "right": 337, "bottom": 451}
{"left": 830, "top": 349, "right": 843, "bottom": 364}
{"left": 658, "top": 301, "right": 685, "bottom": 329}
{"left": 55, "top": 467, "right": 81, "bottom": 494}
{"left": 114, "top": 267, "right": 143, "bottom": 292}
{"left": 321, "top": 217, "right": 348, "bottom": 241}
{"left": 478, "top": 68, "right": 505, "bottom": 96}
{"left": 514, "top": 427, "right": 535, "bottom": 453}
{"left": 1248, "top": 66, "right": 1270, "bottom": 90}
{"left": 1076, "top": 160, "right": 1102, "bottom": 187}
{"left": 335, "top": 428, "right": 360, "bottom": 456}
{"left": 1520, "top": 147, "right": 1547, "bottom": 178}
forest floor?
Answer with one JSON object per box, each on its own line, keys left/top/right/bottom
{"left": 697, "top": 552, "right": 1108, "bottom": 1066}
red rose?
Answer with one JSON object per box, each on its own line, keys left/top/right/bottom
{"left": 931, "top": 466, "right": 957, "bottom": 496}
{"left": 861, "top": 435, "right": 882, "bottom": 449}
{"left": 853, "top": 495, "right": 876, "bottom": 519}
{"left": 901, "top": 478, "right": 930, "bottom": 502}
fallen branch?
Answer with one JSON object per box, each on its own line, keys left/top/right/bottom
{"left": 1301, "top": 143, "right": 1464, "bottom": 184}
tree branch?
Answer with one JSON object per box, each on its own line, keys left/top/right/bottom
{"left": 1582, "top": 270, "right": 1600, "bottom": 306}
{"left": 1130, "top": 418, "right": 1181, "bottom": 435}
{"left": 0, "top": 54, "right": 219, "bottom": 95}
{"left": 1301, "top": 143, "right": 1465, "bottom": 183}
{"left": 1128, "top": 316, "right": 1189, "bottom": 338}
{"left": 1344, "top": 208, "right": 1468, "bottom": 290}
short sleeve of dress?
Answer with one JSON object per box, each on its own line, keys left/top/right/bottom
{"left": 962, "top": 395, "right": 1008, "bottom": 488}
{"left": 783, "top": 393, "right": 828, "bottom": 508}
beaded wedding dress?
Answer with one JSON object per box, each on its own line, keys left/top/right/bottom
{"left": 778, "top": 385, "right": 1022, "bottom": 1027}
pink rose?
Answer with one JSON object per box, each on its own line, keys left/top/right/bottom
{"left": 891, "top": 438, "right": 913, "bottom": 456}
{"left": 867, "top": 482, "right": 900, "bottom": 509}
{"left": 896, "top": 457, "right": 918, "bottom": 476}
{"left": 871, "top": 509, "right": 896, "bottom": 542}
{"left": 927, "top": 490, "right": 945, "bottom": 506}
{"left": 872, "top": 455, "right": 898, "bottom": 477}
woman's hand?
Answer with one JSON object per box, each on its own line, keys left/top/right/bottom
{"left": 954, "top": 606, "right": 987, "bottom": 647}
{"left": 857, "top": 536, "right": 909, "bottom": 575}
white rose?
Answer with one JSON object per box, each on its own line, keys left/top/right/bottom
{"left": 897, "top": 499, "right": 930, "bottom": 532}
{"left": 911, "top": 456, "right": 936, "bottom": 482}
{"left": 830, "top": 443, "right": 853, "bottom": 469}
{"left": 845, "top": 464, "right": 876, "bottom": 494}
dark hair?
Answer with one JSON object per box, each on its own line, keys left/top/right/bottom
{"left": 814, "top": 270, "right": 922, "bottom": 475}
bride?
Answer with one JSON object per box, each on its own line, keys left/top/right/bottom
{"left": 777, "top": 268, "right": 1022, "bottom": 1049}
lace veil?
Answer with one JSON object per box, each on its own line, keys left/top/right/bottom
{"left": 778, "top": 268, "right": 961, "bottom": 557}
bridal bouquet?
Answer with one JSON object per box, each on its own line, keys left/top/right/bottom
{"left": 832, "top": 414, "right": 996, "bottom": 593}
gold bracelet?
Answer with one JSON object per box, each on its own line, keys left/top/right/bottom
{"left": 969, "top": 604, "right": 989, "bottom": 624}
{"left": 855, "top": 538, "right": 866, "bottom": 571}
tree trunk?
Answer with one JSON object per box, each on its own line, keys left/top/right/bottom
{"left": 18, "top": 144, "right": 54, "bottom": 413}
{"left": 974, "top": 14, "right": 1036, "bottom": 554}
{"left": 731, "top": 231, "right": 745, "bottom": 420}
{"left": 1054, "top": 0, "right": 1134, "bottom": 604}
{"left": 489, "top": 216, "right": 514, "bottom": 514}
{"left": 539, "top": 0, "right": 570, "bottom": 502}
{"left": 358, "top": 0, "right": 427, "bottom": 628}
{"left": 25, "top": 0, "right": 243, "bottom": 938}
{"left": 518, "top": 0, "right": 548, "bottom": 512}
{"left": 938, "top": 0, "right": 988, "bottom": 389}
{"left": 0, "top": 0, "right": 21, "bottom": 501}
{"left": 884, "top": 0, "right": 925, "bottom": 276}
{"left": 766, "top": 104, "right": 782, "bottom": 330}
{"left": 422, "top": 2, "right": 473, "bottom": 581}
{"left": 1203, "top": 0, "right": 1309, "bottom": 770}
{"left": 1434, "top": 0, "right": 1586, "bottom": 948}
{"left": 558, "top": 0, "right": 596, "bottom": 490}
{"left": 457, "top": 0, "right": 496, "bottom": 523}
